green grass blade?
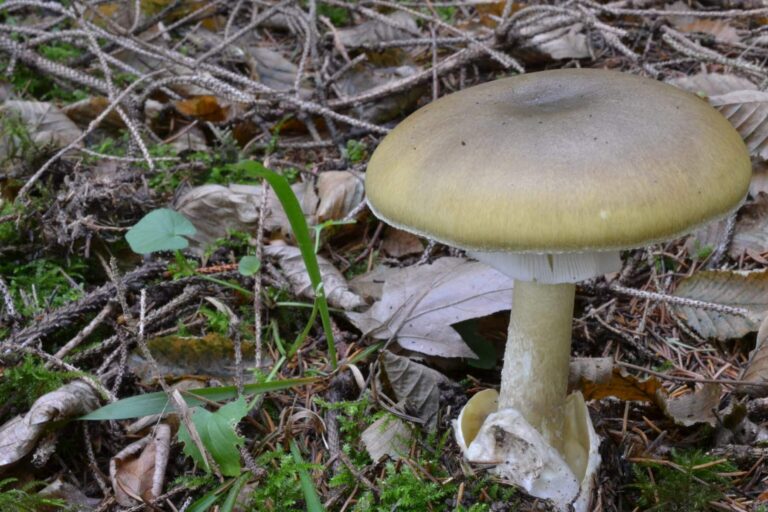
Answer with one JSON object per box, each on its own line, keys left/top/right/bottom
{"left": 80, "top": 377, "right": 318, "bottom": 420}
{"left": 221, "top": 472, "right": 251, "bottom": 512}
{"left": 232, "top": 160, "right": 337, "bottom": 369}
{"left": 289, "top": 440, "right": 325, "bottom": 512}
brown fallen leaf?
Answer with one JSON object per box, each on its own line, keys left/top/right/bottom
{"left": 174, "top": 95, "right": 231, "bottom": 123}
{"left": 378, "top": 351, "right": 451, "bottom": 430}
{"left": 381, "top": 227, "right": 424, "bottom": 258}
{"left": 62, "top": 96, "right": 125, "bottom": 130}
{"left": 672, "top": 269, "right": 768, "bottom": 340}
{"left": 568, "top": 357, "right": 663, "bottom": 403}
{"left": 110, "top": 424, "right": 171, "bottom": 507}
{"left": 346, "top": 257, "right": 514, "bottom": 358}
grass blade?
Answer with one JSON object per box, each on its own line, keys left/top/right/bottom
{"left": 232, "top": 160, "right": 337, "bottom": 368}
{"left": 290, "top": 440, "right": 325, "bottom": 512}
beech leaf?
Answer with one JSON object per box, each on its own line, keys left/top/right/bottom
{"left": 346, "top": 257, "right": 514, "bottom": 358}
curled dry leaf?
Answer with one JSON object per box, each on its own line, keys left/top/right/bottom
{"left": 361, "top": 415, "right": 412, "bottom": 462}
{"left": 0, "top": 380, "right": 100, "bottom": 468}
{"left": 265, "top": 244, "right": 366, "bottom": 310}
{"left": 0, "top": 100, "right": 82, "bottom": 160}
{"left": 739, "top": 314, "right": 768, "bottom": 396}
{"left": 666, "top": 72, "right": 756, "bottom": 98}
{"left": 709, "top": 90, "right": 768, "bottom": 160}
{"left": 672, "top": 269, "right": 768, "bottom": 340}
{"left": 568, "top": 357, "right": 663, "bottom": 403}
{"left": 175, "top": 171, "right": 362, "bottom": 253}
{"left": 378, "top": 351, "right": 450, "bottom": 431}
{"left": 173, "top": 181, "right": 317, "bottom": 253}
{"left": 110, "top": 424, "right": 171, "bottom": 507}
{"left": 346, "top": 257, "right": 514, "bottom": 358}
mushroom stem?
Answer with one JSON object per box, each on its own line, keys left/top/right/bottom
{"left": 498, "top": 280, "right": 575, "bottom": 452}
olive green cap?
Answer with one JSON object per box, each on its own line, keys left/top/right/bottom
{"left": 365, "top": 69, "right": 751, "bottom": 252}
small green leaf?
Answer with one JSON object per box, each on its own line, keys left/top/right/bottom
{"left": 126, "top": 208, "right": 196, "bottom": 254}
{"left": 237, "top": 256, "right": 261, "bottom": 276}
{"left": 178, "top": 397, "right": 249, "bottom": 477}
{"left": 80, "top": 377, "right": 318, "bottom": 420}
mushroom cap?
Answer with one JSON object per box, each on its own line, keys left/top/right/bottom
{"left": 365, "top": 69, "right": 751, "bottom": 253}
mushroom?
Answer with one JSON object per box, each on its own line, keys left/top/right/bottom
{"left": 364, "top": 69, "right": 751, "bottom": 509}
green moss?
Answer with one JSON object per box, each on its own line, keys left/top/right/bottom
{"left": 0, "top": 478, "right": 69, "bottom": 512}
{"left": 631, "top": 449, "right": 737, "bottom": 511}
{"left": 0, "top": 356, "right": 82, "bottom": 415}
{"left": 245, "top": 449, "right": 322, "bottom": 511}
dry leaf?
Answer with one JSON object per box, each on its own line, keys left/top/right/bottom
{"left": 110, "top": 424, "right": 171, "bottom": 507}
{"left": 661, "top": 384, "right": 722, "bottom": 427}
{"left": 381, "top": 228, "right": 424, "bottom": 258}
{"left": 0, "top": 380, "right": 100, "bottom": 468}
{"left": 62, "top": 96, "right": 125, "bottom": 130}
{"left": 687, "top": 193, "right": 768, "bottom": 259}
{"left": 174, "top": 95, "right": 231, "bottom": 123}
{"left": 678, "top": 19, "right": 740, "bottom": 43}
{"left": 739, "top": 314, "right": 768, "bottom": 396}
{"left": 335, "top": 11, "right": 420, "bottom": 49}
{"left": 709, "top": 90, "right": 768, "bottom": 160}
{"left": 315, "top": 170, "right": 364, "bottom": 222}
{"left": 348, "top": 264, "right": 399, "bottom": 303}
{"left": 666, "top": 72, "right": 756, "bottom": 98}
{"left": 379, "top": 351, "right": 450, "bottom": 430}
{"left": 335, "top": 64, "right": 424, "bottom": 123}
{"left": 529, "top": 23, "right": 590, "bottom": 60}
{"left": 1, "top": 100, "right": 82, "bottom": 159}
{"left": 569, "top": 358, "right": 663, "bottom": 403}
{"left": 665, "top": 1, "right": 740, "bottom": 43}
{"left": 361, "top": 415, "right": 412, "bottom": 461}
{"left": 265, "top": 244, "right": 366, "bottom": 310}
{"left": 672, "top": 269, "right": 768, "bottom": 340}
{"left": 346, "top": 257, "right": 514, "bottom": 358}
{"left": 173, "top": 181, "right": 318, "bottom": 253}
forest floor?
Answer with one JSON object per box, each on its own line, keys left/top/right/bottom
{"left": 2, "top": 1, "right": 768, "bottom": 511}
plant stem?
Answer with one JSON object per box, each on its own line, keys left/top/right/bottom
{"left": 498, "top": 280, "right": 575, "bottom": 453}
